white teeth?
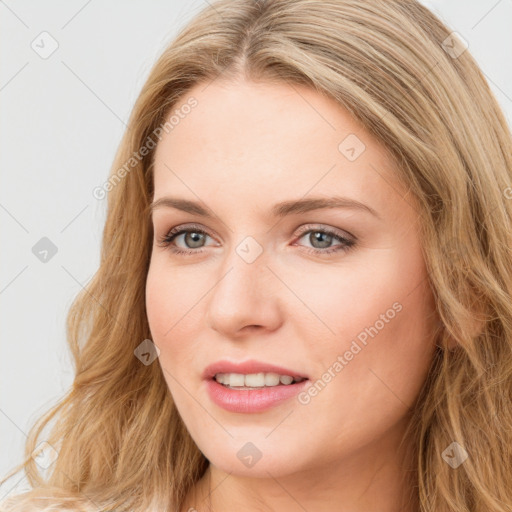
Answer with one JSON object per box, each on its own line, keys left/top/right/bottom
{"left": 214, "top": 372, "right": 305, "bottom": 388}
{"left": 279, "top": 375, "right": 294, "bottom": 385}
{"left": 245, "top": 372, "right": 265, "bottom": 387}
{"left": 229, "top": 373, "right": 245, "bottom": 387}
{"left": 264, "top": 373, "right": 280, "bottom": 386}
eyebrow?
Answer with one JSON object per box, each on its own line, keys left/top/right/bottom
{"left": 149, "top": 195, "right": 381, "bottom": 219}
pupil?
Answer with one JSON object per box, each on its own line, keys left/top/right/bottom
{"left": 311, "top": 232, "right": 332, "bottom": 249}
{"left": 186, "top": 232, "right": 204, "bottom": 248}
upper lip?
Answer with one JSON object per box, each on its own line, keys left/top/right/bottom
{"left": 202, "top": 359, "right": 310, "bottom": 380}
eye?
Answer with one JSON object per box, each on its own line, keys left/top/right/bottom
{"left": 156, "top": 223, "right": 356, "bottom": 256}
{"left": 156, "top": 223, "right": 215, "bottom": 255}
{"left": 293, "top": 225, "right": 356, "bottom": 256}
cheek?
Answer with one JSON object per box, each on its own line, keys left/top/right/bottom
{"left": 145, "top": 261, "right": 173, "bottom": 342}
{"left": 145, "top": 258, "right": 206, "bottom": 378}
{"left": 296, "top": 240, "right": 435, "bottom": 382}
{"left": 299, "top": 254, "right": 436, "bottom": 426}
{"left": 284, "top": 251, "right": 416, "bottom": 348}
{"left": 146, "top": 258, "right": 198, "bottom": 340}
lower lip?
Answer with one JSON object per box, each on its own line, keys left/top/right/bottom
{"left": 206, "top": 378, "right": 309, "bottom": 413}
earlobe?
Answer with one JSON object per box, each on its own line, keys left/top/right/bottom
{"left": 468, "top": 314, "right": 486, "bottom": 341}
{"left": 443, "top": 311, "right": 486, "bottom": 351}
{"left": 466, "top": 294, "right": 487, "bottom": 341}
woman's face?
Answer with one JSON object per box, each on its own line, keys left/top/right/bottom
{"left": 146, "top": 78, "right": 438, "bottom": 478}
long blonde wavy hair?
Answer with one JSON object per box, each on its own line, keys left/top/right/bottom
{"left": 2, "top": 0, "right": 512, "bottom": 510}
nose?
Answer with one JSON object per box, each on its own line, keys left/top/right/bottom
{"left": 206, "top": 246, "right": 283, "bottom": 337}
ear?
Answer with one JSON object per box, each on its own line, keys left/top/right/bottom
{"left": 445, "top": 299, "right": 486, "bottom": 350}
{"left": 467, "top": 292, "right": 487, "bottom": 339}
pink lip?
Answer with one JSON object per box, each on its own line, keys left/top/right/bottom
{"left": 202, "top": 359, "right": 309, "bottom": 381}
{"left": 202, "top": 359, "right": 310, "bottom": 414}
{"left": 206, "top": 378, "right": 309, "bottom": 413}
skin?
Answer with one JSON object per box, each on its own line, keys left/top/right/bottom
{"left": 145, "top": 77, "right": 439, "bottom": 512}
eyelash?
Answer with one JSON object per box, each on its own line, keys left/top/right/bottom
{"left": 156, "top": 223, "right": 356, "bottom": 257}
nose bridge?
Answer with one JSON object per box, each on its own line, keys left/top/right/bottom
{"left": 206, "top": 235, "right": 282, "bottom": 334}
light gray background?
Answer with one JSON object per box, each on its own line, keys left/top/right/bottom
{"left": 1, "top": 0, "right": 511, "bottom": 500}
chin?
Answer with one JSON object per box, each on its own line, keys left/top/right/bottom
{"left": 198, "top": 435, "right": 310, "bottom": 478}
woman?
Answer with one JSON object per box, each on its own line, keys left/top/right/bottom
{"left": 2, "top": 0, "right": 511, "bottom": 511}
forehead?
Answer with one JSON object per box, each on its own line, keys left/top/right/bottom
{"left": 151, "top": 79, "right": 411, "bottom": 220}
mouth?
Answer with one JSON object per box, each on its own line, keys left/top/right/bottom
{"left": 205, "top": 370, "right": 310, "bottom": 413}
{"left": 212, "top": 372, "right": 308, "bottom": 389}
{"left": 202, "top": 360, "right": 310, "bottom": 412}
